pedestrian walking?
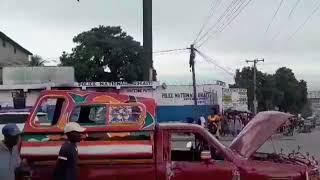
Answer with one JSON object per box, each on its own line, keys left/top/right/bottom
{"left": 0, "top": 124, "right": 22, "bottom": 180}
{"left": 199, "top": 116, "right": 206, "bottom": 128}
{"left": 53, "top": 122, "right": 85, "bottom": 180}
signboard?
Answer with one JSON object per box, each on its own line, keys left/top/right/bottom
{"left": 223, "top": 88, "right": 248, "bottom": 111}
{"left": 155, "top": 84, "right": 222, "bottom": 106}
{"left": 119, "top": 88, "right": 154, "bottom": 98}
{"left": 79, "top": 81, "right": 158, "bottom": 88}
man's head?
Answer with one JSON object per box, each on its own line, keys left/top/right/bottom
{"left": 2, "top": 124, "right": 21, "bottom": 148}
{"left": 64, "top": 122, "right": 86, "bottom": 143}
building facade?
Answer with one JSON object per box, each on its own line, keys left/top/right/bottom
{"left": 0, "top": 32, "right": 32, "bottom": 67}
{"left": 0, "top": 67, "right": 248, "bottom": 122}
{"left": 308, "top": 91, "right": 320, "bottom": 115}
{"left": 0, "top": 31, "right": 33, "bottom": 84}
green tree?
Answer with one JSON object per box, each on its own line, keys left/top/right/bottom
{"left": 60, "top": 26, "right": 152, "bottom": 82}
{"left": 29, "top": 55, "right": 46, "bottom": 66}
{"left": 231, "top": 66, "right": 309, "bottom": 114}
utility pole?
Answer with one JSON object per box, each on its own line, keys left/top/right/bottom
{"left": 143, "top": 0, "right": 153, "bottom": 81}
{"left": 190, "top": 44, "right": 197, "bottom": 106}
{"left": 246, "top": 59, "right": 264, "bottom": 115}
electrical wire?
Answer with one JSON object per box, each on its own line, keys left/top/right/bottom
{"left": 195, "top": 0, "right": 241, "bottom": 45}
{"left": 195, "top": 49, "right": 235, "bottom": 77}
{"left": 154, "top": 50, "right": 188, "bottom": 57}
{"left": 287, "top": 1, "right": 320, "bottom": 40}
{"left": 265, "top": 0, "right": 285, "bottom": 34}
{"left": 193, "top": 0, "right": 222, "bottom": 44}
{"left": 153, "top": 48, "right": 188, "bottom": 54}
{"left": 271, "top": 0, "right": 302, "bottom": 41}
{"left": 197, "top": 0, "right": 252, "bottom": 48}
{"left": 288, "top": 0, "right": 302, "bottom": 19}
{"left": 218, "top": 0, "right": 252, "bottom": 33}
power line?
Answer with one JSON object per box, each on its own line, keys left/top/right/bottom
{"left": 195, "top": 49, "right": 235, "bottom": 77}
{"left": 153, "top": 48, "right": 188, "bottom": 54}
{"left": 288, "top": 0, "right": 302, "bottom": 19}
{"left": 197, "top": 0, "right": 253, "bottom": 48}
{"left": 213, "top": 0, "right": 247, "bottom": 32}
{"left": 271, "top": 0, "right": 302, "bottom": 41}
{"left": 265, "top": 0, "right": 285, "bottom": 34}
{"left": 154, "top": 50, "right": 188, "bottom": 56}
{"left": 196, "top": 0, "right": 241, "bottom": 44}
{"left": 218, "top": 0, "right": 252, "bottom": 32}
{"left": 193, "top": 0, "right": 222, "bottom": 44}
{"left": 287, "top": 1, "right": 320, "bottom": 40}
{"left": 195, "top": 0, "right": 241, "bottom": 45}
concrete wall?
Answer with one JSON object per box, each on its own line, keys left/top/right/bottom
{"left": 3, "top": 67, "right": 75, "bottom": 85}
{"left": 0, "top": 90, "right": 41, "bottom": 108}
{"left": 0, "top": 38, "right": 29, "bottom": 67}
{"left": 0, "top": 91, "right": 14, "bottom": 107}
{"left": 0, "top": 83, "right": 246, "bottom": 122}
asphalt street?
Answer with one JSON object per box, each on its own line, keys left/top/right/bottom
{"left": 172, "top": 127, "right": 320, "bottom": 159}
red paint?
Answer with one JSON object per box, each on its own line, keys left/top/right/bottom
{"left": 16, "top": 91, "right": 318, "bottom": 180}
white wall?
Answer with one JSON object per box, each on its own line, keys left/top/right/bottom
{"left": 0, "top": 90, "right": 40, "bottom": 108}
{"left": 26, "top": 90, "right": 41, "bottom": 107}
{"left": 0, "top": 91, "right": 14, "bottom": 107}
{"left": 3, "top": 67, "right": 75, "bottom": 85}
{"left": 119, "top": 84, "right": 223, "bottom": 108}
{"left": 0, "top": 84, "right": 226, "bottom": 110}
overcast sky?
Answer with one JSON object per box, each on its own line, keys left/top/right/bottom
{"left": 1, "top": 0, "right": 320, "bottom": 89}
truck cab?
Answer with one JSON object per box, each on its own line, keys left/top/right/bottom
{"left": 17, "top": 90, "right": 319, "bottom": 180}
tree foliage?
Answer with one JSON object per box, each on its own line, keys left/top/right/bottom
{"left": 29, "top": 55, "right": 46, "bottom": 66}
{"left": 231, "top": 66, "right": 311, "bottom": 115}
{"left": 60, "top": 26, "right": 152, "bottom": 82}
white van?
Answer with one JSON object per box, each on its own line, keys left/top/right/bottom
{"left": 0, "top": 111, "right": 29, "bottom": 139}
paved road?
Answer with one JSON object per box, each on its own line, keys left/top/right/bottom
{"left": 254, "top": 127, "right": 320, "bottom": 158}
{"left": 172, "top": 127, "right": 320, "bottom": 159}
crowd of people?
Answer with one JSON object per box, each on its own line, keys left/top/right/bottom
{"left": 193, "top": 109, "right": 254, "bottom": 139}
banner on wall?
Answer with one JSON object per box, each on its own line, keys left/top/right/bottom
{"left": 119, "top": 88, "right": 154, "bottom": 98}
{"left": 223, "top": 88, "right": 248, "bottom": 111}
{"left": 79, "top": 81, "right": 158, "bottom": 88}
{"left": 155, "top": 85, "right": 221, "bottom": 106}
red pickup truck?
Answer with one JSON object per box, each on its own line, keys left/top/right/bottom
{"left": 17, "top": 90, "right": 319, "bottom": 180}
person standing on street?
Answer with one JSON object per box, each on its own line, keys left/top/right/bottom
{"left": 53, "top": 122, "right": 85, "bottom": 180}
{"left": 0, "top": 124, "right": 22, "bottom": 180}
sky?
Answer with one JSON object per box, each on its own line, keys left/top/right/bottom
{"left": 1, "top": 0, "right": 320, "bottom": 89}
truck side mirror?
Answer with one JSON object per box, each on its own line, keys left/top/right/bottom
{"left": 186, "top": 141, "right": 192, "bottom": 149}
{"left": 201, "top": 150, "right": 212, "bottom": 161}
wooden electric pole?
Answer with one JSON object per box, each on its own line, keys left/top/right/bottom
{"left": 77, "top": 0, "right": 154, "bottom": 81}
{"left": 190, "top": 44, "right": 197, "bottom": 106}
{"left": 143, "top": 0, "right": 153, "bottom": 81}
{"left": 246, "top": 59, "right": 264, "bottom": 115}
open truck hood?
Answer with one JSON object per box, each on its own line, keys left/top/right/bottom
{"left": 229, "top": 111, "right": 292, "bottom": 159}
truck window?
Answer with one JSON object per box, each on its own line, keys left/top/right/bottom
{"left": 34, "top": 97, "right": 65, "bottom": 126}
{"left": 70, "top": 104, "right": 106, "bottom": 126}
{"left": 170, "top": 132, "right": 221, "bottom": 161}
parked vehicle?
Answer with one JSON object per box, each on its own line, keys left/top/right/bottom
{"left": 0, "top": 110, "right": 29, "bottom": 140}
{"left": 16, "top": 90, "right": 320, "bottom": 180}
{"left": 0, "top": 110, "right": 47, "bottom": 140}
